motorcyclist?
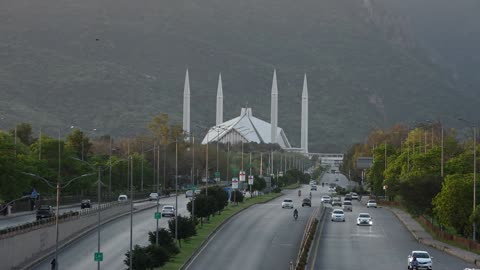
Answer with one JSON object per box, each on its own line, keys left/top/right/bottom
{"left": 411, "top": 255, "right": 419, "bottom": 269}
{"left": 298, "top": 189, "right": 301, "bottom": 197}
{"left": 293, "top": 208, "right": 299, "bottom": 220}
{"left": 309, "top": 192, "right": 312, "bottom": 199}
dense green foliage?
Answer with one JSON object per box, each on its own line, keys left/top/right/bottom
{"left": 343, "top": 122, "right": 479, "bottom": 238}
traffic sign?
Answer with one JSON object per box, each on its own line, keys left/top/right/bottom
{"left": 248, "top": 175, "right": 254, "bottom": 185}
{"left": 94, "top": 252, "right": 103, "bottom": 262}
{"left": 232, "top": 178, "right": 239, "bottom": 189}
{"left": 383, "top": 185, "right": 388, "bottom": 190}
{"left": 154, "top": 212, "right": 162, "bottom": 220}
{"left": 214, "top": 171, "right": 220, "bottom": 178}
{"left": 191, "top": 185, "right": 196, "bottom": 191}
{"left": 239, "top": 171, "right": 246, "bottom": 181}
{"left": 279, "top": 171, "right": 284, "bottom": 177}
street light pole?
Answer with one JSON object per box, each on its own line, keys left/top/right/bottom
{"left": 441, "top": 125, "right": 444, "bottom": 178}
{"left": 175, "top": 140, "right": 178, "bottom": 243}
{"left": 129, "top": 156, "right": 133, "bottom": 270}
{"left": 474, "top": 126, "right": 477, "bottom": 241}
{"left": 97, "top": 167, "right": 101, "bottom": 270}
{"left": 205, "top": 132, "right": 209, "bottom": 197}
{"left": 191, "top": 134, "right": 195, "bottom": 220}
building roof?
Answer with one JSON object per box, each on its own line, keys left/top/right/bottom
{"left": 201, "top": 108, "right": 292, "bottom": 149}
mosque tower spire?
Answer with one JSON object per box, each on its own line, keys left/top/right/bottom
{"left": 270, "top": 70, "right": 278, "bottom": 144}
{"left": 301, "top": 74, "right": 309, "bottom": 153}
{"left": 182, "top": 69, "right": 191, "bottom": 133}
{"left": 216, "top": 73, "right": 223, "bottom": 125}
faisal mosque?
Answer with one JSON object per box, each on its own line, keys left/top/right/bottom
{"left": 181, "top": 70, "right": 309, "bottom": 154}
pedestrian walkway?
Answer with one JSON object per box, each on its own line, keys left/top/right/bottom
{"left": 388, "top": 206, "right": 480, "bottom": 266}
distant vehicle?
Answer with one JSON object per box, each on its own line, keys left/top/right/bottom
{"left": 185, "top": 190, "right": 193, "bottom": 198}
{"left": 194, "top": 189, "right": 201, "bottom": 195}
{"left": 282, "top": 198, "right": 294, "bottom": 209}
{"left": 344, "top": 194, "right": 352, "bottom": 201}
{"left": 351, "top": 193, "right": 359, "bottom": 200}
{"left": 309, "top": 180, "right": 317, "bottom": 185}
{"left": 149, "top": 193, "right": 159, "bottom": 201}
{"left": 343, "top": 201, "right": 353, "bottom": 211}
{"left": 118, "top": 194, "right": 128, "bottom": 202}
{"left": 407, "top": 250, "right": 433, "bottom": 270}
{"left": 161, "top": 205, "right": 176, "bottom": 217}
{"left": 36, "top": 205, "right": 54, "bottom": 220}
{"left": 367, "top": 200, "right": 377, "bottom": 208}
{"left": 356, "top": 213, "right": 372, "bottom": 226}
{"left": 331, "top": 209, "right": 345, "bottom": 222}
{"left": 332, "top": 197, "right": 342, "bottom": 207}
{"left": 310, "top": 185, "right": 317, "bottom": 191}
{"left": 80, "top": 199, "right": 91, "bottom": 209}
{"left": 321, "top": 195, "right": 331, "bottom": 204}
{"left": 302, "top": 198, "right": 311, "bottom": 207}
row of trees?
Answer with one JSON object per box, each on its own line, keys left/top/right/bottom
{"left": 341, "top": 122, "right": 479, "bottom": 238}
{"left": 0, "top": 113, "right": 311, "bottom": 203}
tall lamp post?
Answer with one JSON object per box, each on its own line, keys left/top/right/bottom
{"left": 22, "top": 172, "right": 95, "bottom": 268}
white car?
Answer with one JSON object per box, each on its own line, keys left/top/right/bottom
{"left": 282, "top": 198, "right": 294, "bottom": 208}
{"left": 407, "top": 250, "right": 433, "bottom": 269}
{"left": 331, "top": 209, "right": 345, "bottom": 222}
{"left": 117, "top": 194, "right": 128, "bottom": 202}
{"left": 351, "top": 193, "right": 359, "bottom": 200}
{"left": 343, "top": 201, "right": 353, "bottom": 212}
{"left": 149, "top": 192, "right": 159, "bottom": 201}
{"left": 321, "top": 195, "right": 331, "bottom": 204}
{"left": 161, "top": 205, "right": 176, "bottom": 217}
{"left": 367, "top": 200, "right": 377, "bottom": 208}
{"left": 356, "top": 213, "right": 372, "bottom": 226}
{"left": 185, "top": 190, "right": 193, "bottom": 198}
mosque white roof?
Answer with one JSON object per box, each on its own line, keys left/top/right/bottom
{"left": 201, "top": 108, "right": 292, "bottom": 149}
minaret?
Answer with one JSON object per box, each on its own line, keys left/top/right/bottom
{"left": 216, "top": 73, "right": 223, "bottom": 126}
{"left": 301, "top": 74, "right": 309, "bottom": 153}
{"left": 182, "top": 69, "right": 191, "bottom": 133}
{"left": 270, "top": 70, "right": 278, "bottom": 144}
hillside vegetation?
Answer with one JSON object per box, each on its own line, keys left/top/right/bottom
{"left": 0, "top": 0, "right": 476, "bottom": 150}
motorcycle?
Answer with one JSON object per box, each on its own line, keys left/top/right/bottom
{"left": 293, "top": 212, "right": 298, "bottom": 221}
{"left": 298, "top": 190, "right": 301, "bottom": 197}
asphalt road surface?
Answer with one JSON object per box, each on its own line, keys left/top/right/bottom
{"left": 309, "top": 186, "right": 476, "bottom": 270}
{"left": 0, "top": 206, "right": 81, "bottom": 230}
{"left": 185, "top": 185, "right": 317, "bottom": 270}
{"left": 33, "top": 195, "right": 189, "bottom": 270}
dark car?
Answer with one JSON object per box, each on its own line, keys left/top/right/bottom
{"left": 80, "top": 199, "right": 91, "bottom": 209}
{"left": 302, "top": 198, "right": 312, "bottom": 207}
{"left": 36, "top": 205, "right": 54, "bottom": 220}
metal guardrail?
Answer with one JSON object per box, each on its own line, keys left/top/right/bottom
{"left": 294, "top": 207, "right": 321, "bottom": 269}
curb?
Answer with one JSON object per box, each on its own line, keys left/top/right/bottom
{"left": 387, "top": 207, "right": 480, "bottom": 266}
{"left": 181, "top": 193, "right": 282, "bottom": 270}
{"left": 19, "top": 201, "right": 161, "bottom": 270}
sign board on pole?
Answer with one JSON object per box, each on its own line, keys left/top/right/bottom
{"left": 248, "top": 175, "right": 254, "bottom": 185}
{"left": 232, "top": 178, "right": 239, "bottom": 189}
{"left": 279, "top": 171, "right": 284, "bottom": 177}
{"left": 154, "top": 212, "right": 162, "bottom": 220}
{"left": 239, "top": 171, "right": 246, "bottom": 181}
{"left": 94, "top": 252, "right": 103, "bottom": 262}
{"left": 383, "top": 185, "right": 388, "bottom": 190}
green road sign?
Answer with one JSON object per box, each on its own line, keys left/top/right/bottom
{"left": 154, "top": 212, "right": 162, "bottom": 220}
{"left": 214, "top": 171, "right": 220, "bottom": 178}
{"left": 191, "top": 185, "right": 197, "bottom": 191}
{"left": 94, "top": 252, "right": 103, "bottom": 262}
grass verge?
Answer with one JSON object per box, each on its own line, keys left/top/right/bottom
{"left": 158, "top": 192, "right": 281, "bottom": 270}
{"left": 283, "top": 182, "right": 301, "bottom": 189}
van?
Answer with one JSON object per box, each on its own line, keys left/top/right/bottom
{"left": 118, "top": 194, "right": 128, "bottom": 202}
{"left": 343, "top": 201, "right": 353, "bottom": 211}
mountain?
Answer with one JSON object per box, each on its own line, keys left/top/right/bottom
{"left": 0, "top": 0, "right": 477, "bottom": 151}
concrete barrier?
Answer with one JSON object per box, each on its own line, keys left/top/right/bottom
{"left": 0, "top": 202, "right": 131, "bottom": 270}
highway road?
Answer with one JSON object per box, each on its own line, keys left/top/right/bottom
{"left": 0, "top": 200, "right": 156, "bottom": 230}
{"left": 185, "top": 185, "right": 317, "bottom": 270}
{"left": 309, "top": 177, "right": 476, "bottom": 270}
{"left": 0, "top": 206, "right": 81, "bottom": 230}
{"left": 33, "top": 195, "right": 190, "bottom": 270}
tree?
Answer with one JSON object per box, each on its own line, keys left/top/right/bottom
{"left": 200, "top": 186, "right": 228, "bottom": 214}
{"left": 168, "top": 215, "right": 196, "bottom": 247}
{"left": 187, "top": 195, "right": 215, "bottom": 225}
{"left": 252, "top": 176, "right": 266, "bottom": 192}
{"left": 66, "top": 129, "right": 92, "bottom": 160}
{"left": 398, "top": 175, "right": 442, "bottom": 216}
{"left": 433, "top": 174, "right": 474, "bottom": 237}
{"left": 10, "top": 123, "right": 34, "bottom": 145}
{"left": 124, "top": 244, "right": 170, "bottom": 270}
{"left": 231, "top": 189, "right": 244, "bottom": 203}
{"left": 147, "top": 229, "right": 179, "bottom": 255}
